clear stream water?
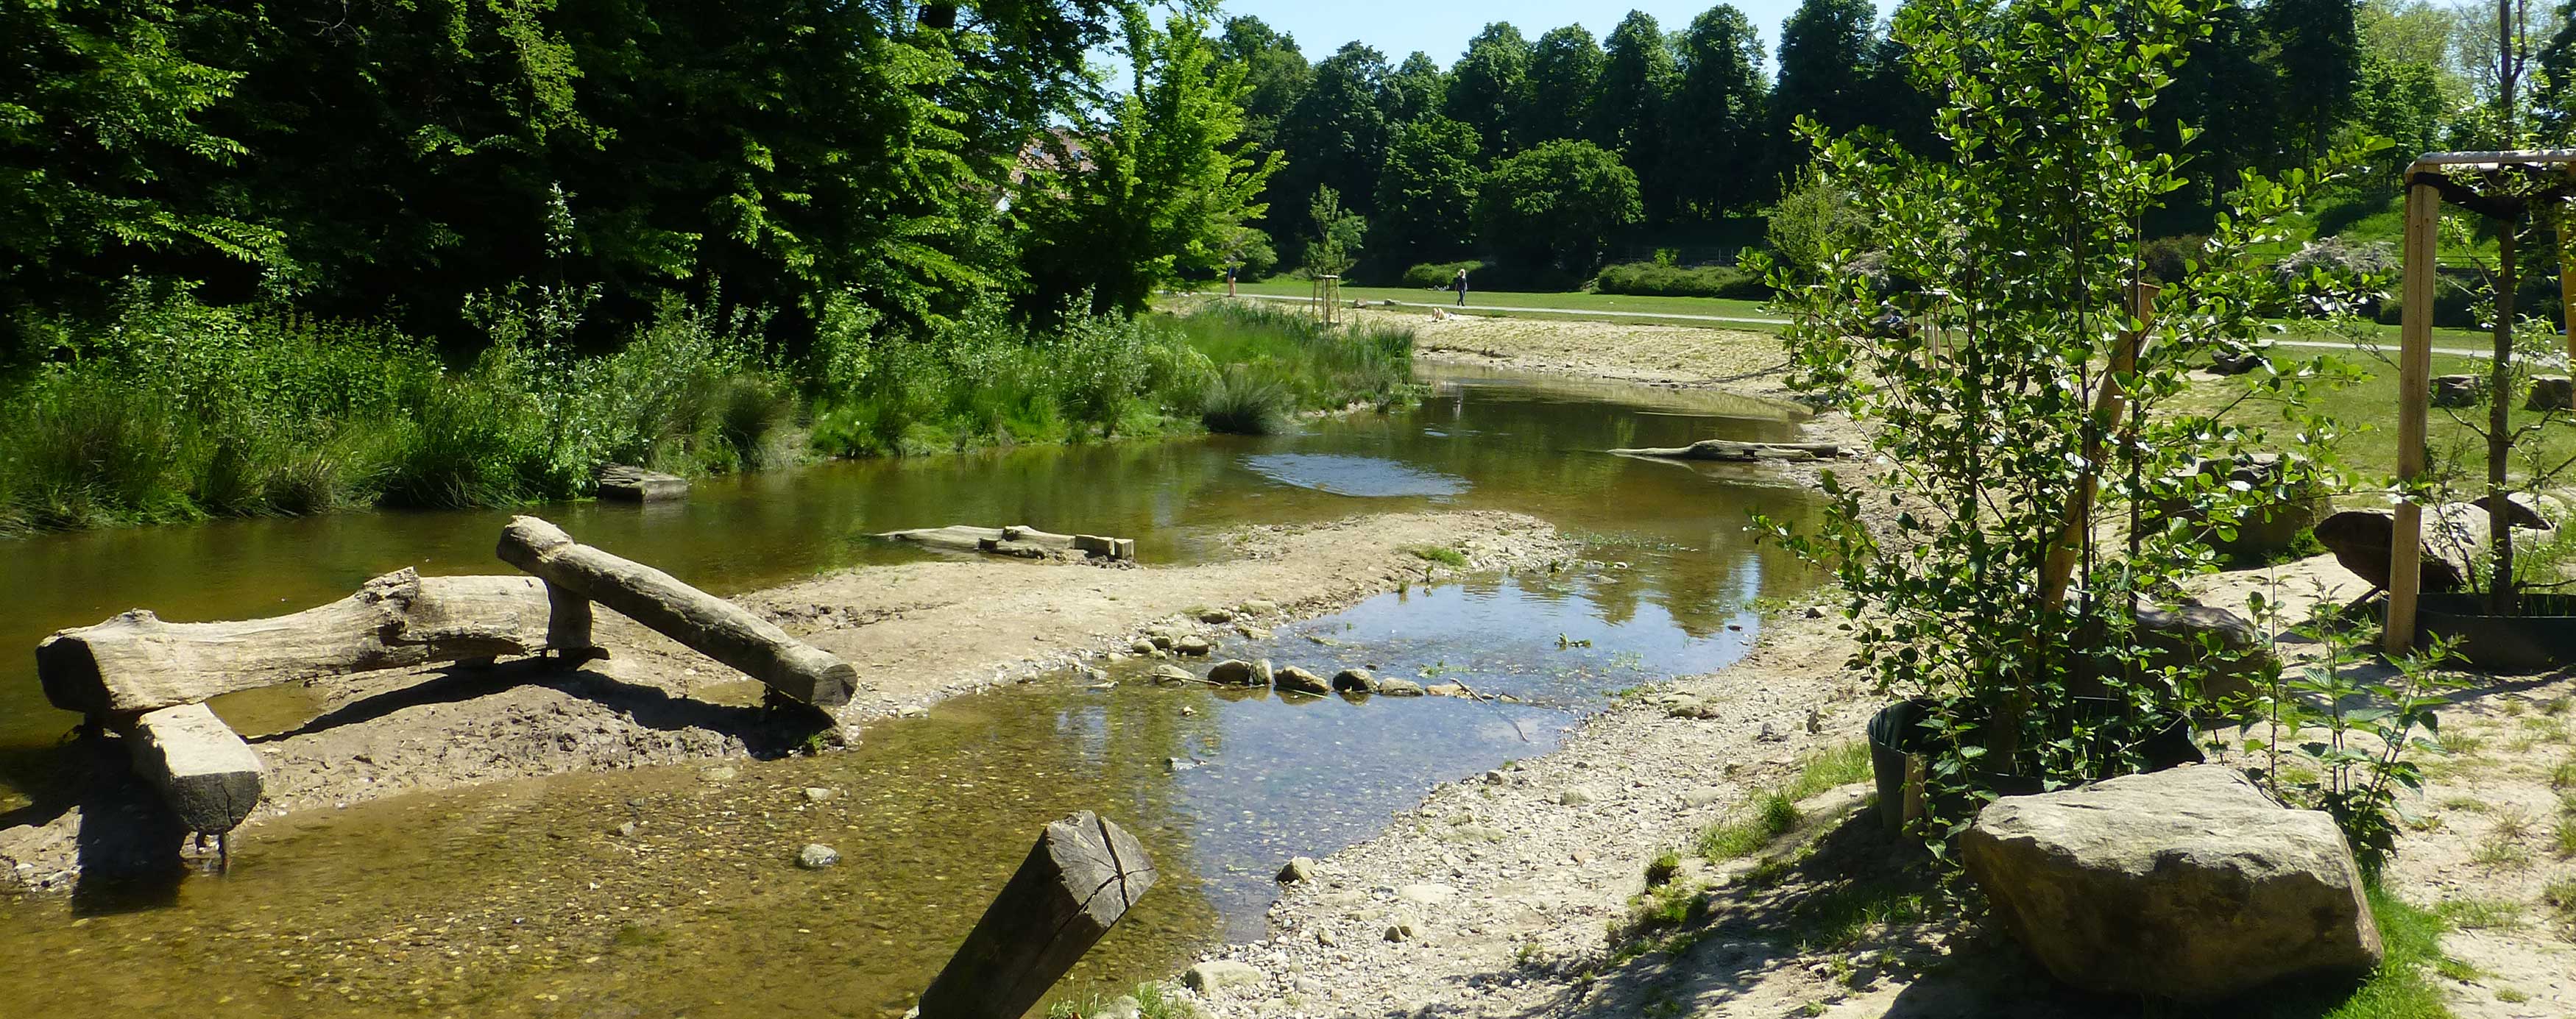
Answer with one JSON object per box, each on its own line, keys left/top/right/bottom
{"left": 0, "top": 364, "right": 1822, "bottom": 1017}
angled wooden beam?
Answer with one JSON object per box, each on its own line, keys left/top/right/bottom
{"left": 917, "top": 812, "right": 1158, "bottom": 1019}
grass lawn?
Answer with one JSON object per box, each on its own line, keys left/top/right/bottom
{"left": 2177, "top": 347, "right": 2576, "bottom": 483}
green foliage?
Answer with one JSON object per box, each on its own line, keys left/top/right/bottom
{"left": 1476, "top": 140, "right": 1641, "bottom": 274}
{"left": 2240, "top": 596, "right": 2468, "bottom": 878}
{"left": 1022, "top": 10, "right": 1283, "bottom": 316}
{"left": 1443, "top": 24, "right": 1531, "bottom": 155}
{"left": 1371, "top": 117, "right": 1483, "bottom": 268}
{"left": 1274, "top": 41, "right": 1393, "bottom": 250}
{"left": 1217, "top": 16, "right": 1312, "bottom": 151}
{"left": 1409, "top": 546, "right": 1468, "bottom": 568}
{"left": 1401, "top": 260, "right": 1486, "bottom": 289}
{"left": 1516, "top": 26, "right": 1602, "bottom": 148}
{"left": 1763, "top": 167, "right": 1872, "bottom": 275}
{"left": 1773, "top": 0, "right": 1880, "bottom": 142}
{"left": 1671, "top": 7, "right": 1772, "bottom": 217}
{"left": 1593, "top": 262, "right": 1770, "bottom": 299}
{"left": 1196, "top": 364, "right": 1292, "bottom": 436}
{"left": 1303, "top": 186, "right": 1367, "bottom": 279}
{"left": 806, "top": 299, "right": 1180, "bottom": 456}
{"left": 1752, "top": 0, "right": 2379, "bottom": 856}
{"left": 1172, "top": 301, "right": 1415, "bottom": 413}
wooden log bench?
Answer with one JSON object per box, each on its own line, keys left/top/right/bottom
{"left": 38, "top": 568, "right": 594, "bottom": 717}
{"left": 874, "top": 524, "right": 1136, "bottom": 562}
{"left": 1607, "top": 439, "right": 1849, "bottom": 463}
{"left": 916, "top": 811, "right": 1157, "bottom": 1018}
{"left": 498, "top": 516, "right": 857, "bottom": 707}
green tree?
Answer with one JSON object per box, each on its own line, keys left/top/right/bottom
{"left": 1475, "top": 139, "right": 1641, "bottom": 274}
{"left": 1372, "top": 116, "right": 1484, "bottom": 266}
{"left": 2262, "top": 0, "right": 2364, "bottom": 160}
{"left": 1671, "top": 5, "right": 1770, "bottom": 217}
{"left": 1, "top": 0, "right": 277, "bottom": 338}
{"left": 1277, "top": 43, "right": 1392, "bottom": 224}
{"left": 1596, "top": 11, "right": 1679, "bottom": 221}
{"left": 2154, "top": 1, "right": 2281, "bottom": 232}
{"left": 1217, "top": 15, "right": 1312, "bottom": 151}
{"left": 1384, "top": 52, "right": 1449, "bottom": 127}
{"left": 1021, "top": 10, "right": 1281, "bottom": 315}
{"left": 1773, "top": 0, "right": 1878, "bottom": 143}
{"left": 1518, "top": 25, "right": 1604, "bottom": 146}
{"left": 1444, "top": 23, "right": 1532, "bottom": 155}
{"left": 1303, "top": 185, "right": 1366, "bottom": 277}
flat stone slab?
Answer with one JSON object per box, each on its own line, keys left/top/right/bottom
{"left": 598, "top": 464, "right": 689, "bottom": 502}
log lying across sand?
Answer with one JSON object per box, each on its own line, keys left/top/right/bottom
{"left": 875, "top": 524, "right": 1136, "bottom": 562}
{"left": 1608, "top": 439, "right": 1850, "bottom": 463}
{"left": 38, "top": 569, "right": 591, "bottom": 717}
{"left": 918, "top": 812, "right": 1158, "bottom": 1019}
{"left": 124, "top": 703, "right": 264, "bottom": 834}
{"left": 497, "top": 516, "right": 857, "bottom": 707}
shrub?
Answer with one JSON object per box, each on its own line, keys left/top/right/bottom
{"left": 1402, "top": 260, "right": 1485, "bottom": 289}
{"left": 1196, "top": 363, "right": 1292, "bottom": 435}
{"left": 1593, "top": 262, "right": 1772, "bottom": 299}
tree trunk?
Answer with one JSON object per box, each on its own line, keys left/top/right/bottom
{"left": 918, "top": 812, "right": 1158, "bottom": 1019}
{"left": 39, "top": 569, "right": 586, "bottom": 717}
{"left": 496, "top": 516, "right": 857, "bottom": 707}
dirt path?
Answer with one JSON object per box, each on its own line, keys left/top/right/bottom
{"left": 1, "top": 511, "right": 1572, "bottom": 892}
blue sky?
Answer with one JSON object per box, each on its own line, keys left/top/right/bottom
{"left": 1217, "top": 1, "right": 1894, "bottom": 71}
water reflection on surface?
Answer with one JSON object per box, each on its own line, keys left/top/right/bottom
{"left": 0, "top": 364, "right": 1822, "bottom": 1016}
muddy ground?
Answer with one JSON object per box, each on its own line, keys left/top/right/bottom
{"left": 1, "top": 511, "right": 1573, "bottom": 892}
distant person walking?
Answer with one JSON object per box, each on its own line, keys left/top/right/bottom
{"left": 1225, "top": 263, "right": 1238, "bottom": 297}
{"left": 1451, "top": 267, "right": 1468, "bottom": 307}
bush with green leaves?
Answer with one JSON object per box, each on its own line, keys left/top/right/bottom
{"left": 1749, "top": 0, "right": 2386, "bottom": 856}
{"left": 1474, "top": 139, "right": 1642, "bottom": 274}
{"left": 1401, "top": 260, "right": 1486, "bottom": 289}
{"left": 1592, "top": 261, "right": 1770, "bottom": 299}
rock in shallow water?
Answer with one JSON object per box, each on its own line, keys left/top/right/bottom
{"left": 1207, "top": 659, "right": 1264, "bottom": 686}
{"left": 796, "top": 843, "right": 841, "bottom": 870}
{"left": 1961, "top": 764, "right": 2381, "bottom": 1002}
{"left": 1277, "top": 856, "right": 1316, "bottom": 883}
{"left": 1274, "top": 666, "right": 1331, "bottom": 696}
{"left": 1373, "top": 678, "right": 1426, "bottom": 696}
{"left": 1331, "top": 668, "right": 1378, "bottom": 694}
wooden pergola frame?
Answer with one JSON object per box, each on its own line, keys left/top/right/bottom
{"left": 2384, "top": 149, "right": 2576, "bottom": 654}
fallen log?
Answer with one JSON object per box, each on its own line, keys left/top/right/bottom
{"left": 1607, "top": 439, "right": 1847, "bottom": 462}
{"left": 598, "top": 464, "right": 690, "bottom": 502}
{"left": 875, "top": 524, "right": 1136, "bottom": 561}
{"left": 124, "top": 702, "right": 263, "bottom": 835}
{"left": 38, "top": 569, "right": 591, "bottom": 717}
{"left": 497, "top": 516, "right": 857, "bottom": 707}
{"left": 917, "top": 811, "right": 1157, "bottom": 1019}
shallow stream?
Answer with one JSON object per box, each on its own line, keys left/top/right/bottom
{"left": 0, "top": 364, "right": 1822, "bottom": 1016}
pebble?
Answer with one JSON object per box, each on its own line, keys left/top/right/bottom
{"left": 1183, "top": 960, "right": 1264, "bottom": 994}
{"left": 802, "top": 787, "right": 837, "bottom": 803}
{"left": 1384, "top": 920, "right": 1418, "bottom": 942}
{"left": 1199, "top": 608, "right": 1236, "bottom": 624}
{"left": 796, "top": 844, "right": 840, "bottom": 870}
{"left": 1176, "top": 635, "right": 1214, "bottom": 656}
{"left": 697, "top": 765, "right": 737, "bottom": 782}
{"left": 1277, "top": 857, "right": 1317, "bottom": 884}
{"left": 1557, "top": 789, "right": 1593, "bottom": 806}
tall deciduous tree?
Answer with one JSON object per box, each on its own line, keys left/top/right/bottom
{"left": 2262, "top": 0, "right": 2364, "bottom": 160}
{"left": 1277, "top": 42, "right": 1393, "bottom": 224}
{"left": 1773, "top": 0, "right": 1879, "bottom": 143}
{"left": 1444, "top": 24, "right": 1532, "bottom": 155}
{"left": 1373, "top": 116, "right": 1484, "bottom": 266}
{"left": 1019, "top": 10, "right": 1280, "bottom": 316}
{"left": 1, "top": 0, "right": 277, "bottom": 332}
{"left": 1384, "top": 52, "right": 1449, "bottom": 127}
{"left": 1217, "top": 15, "right": 1311, "bottom": 151}
{"left": 1671, "top": 4, "right": 1770, "bottom": 217}
{"left": 1476, "top": 138, "right": 1641, "bottom": 275}
{"left": 1596, "top": 11, "right": 1679, "bottom": 221}
{"left": 1518, "top": 26, "right": 1605, "bottom": 147}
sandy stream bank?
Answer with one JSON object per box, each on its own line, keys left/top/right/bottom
{"left": 1142, "top": 309, "right": 2574, "bottom": 1019}
{"left": 1, "top": 510, "right": 1574, "bottom": 891}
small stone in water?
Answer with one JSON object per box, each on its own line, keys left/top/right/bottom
{"left": 796, "top": 844, "right": 841, "bottom": 870}
{"left": 1277, "top": 857, "right": 1316, "bottom": 884}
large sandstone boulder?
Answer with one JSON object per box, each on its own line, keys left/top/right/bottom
{"left": 1961, "top": 765, "right": 2381, "bottom": 1002}
{"left": 2137, "top": 600, "right": 2276, "bottom": 705}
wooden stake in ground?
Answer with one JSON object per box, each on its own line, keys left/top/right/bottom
{"left": 496, "top": 516, "right": 858, "bottom": 707}
{"left": 2388, "top": 175, "right": 2444, "bottom": 654}
{"left": 917, "top": 811, "right": 1158, "bottom": 1019}
{"left": 2039, "top": 283, "right": 2161, "bottom": 610}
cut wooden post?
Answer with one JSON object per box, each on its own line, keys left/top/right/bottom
{"left": 2388, "top": 179, "right": 2442, "bottom": 655}
{"left": 497, "top": 516, "right": 857, "bottom": 707}
{"left": 2040, "top": 283, "right": 2160, "bottom": 610}
{"left": 38, "top": 569, "right": 590, "bottom": 716}
{"left": 918, "top": 811, "right": 1158, "bottom": 1019}
{"left": 124, "top": 703, "right": 263, "bottom": 834}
